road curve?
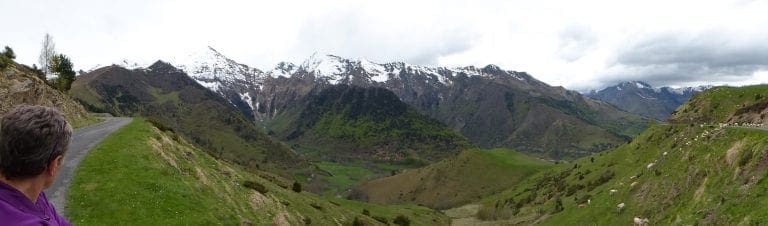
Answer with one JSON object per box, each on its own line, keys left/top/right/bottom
{"left": 45, "top": 117, "right": 133, "bottom": 214}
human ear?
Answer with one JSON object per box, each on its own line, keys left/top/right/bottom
{"left": 47, "top": 155, "right": 64, "bottom": 176}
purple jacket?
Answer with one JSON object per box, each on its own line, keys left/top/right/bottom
{"left": 0, "top": 181, "right": 71, "bottom": 226}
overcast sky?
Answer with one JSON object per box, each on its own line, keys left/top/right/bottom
{"left": 1, "top": 0, "right": 766, "bottom": 91}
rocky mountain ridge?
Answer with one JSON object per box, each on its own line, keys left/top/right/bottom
{"left": 588, "top": 81, "right": 710, "bottom": 120}
{"left": 168, "top": 47, "right": 646, "bottom": 159}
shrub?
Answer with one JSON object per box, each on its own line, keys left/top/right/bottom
{"left": 739, "top": 149, "right": 753, "bottom": 167}
{"left": 147, "top": 118, "right": 174, "bottom": 132}
{"left": 362, "top": 209, "right": 370, "bottom": 216}
{"left": 551, "top": 196, "right": 564, "bottom": 213}
{"left": 1, "top": 46, "right": 15, "bottom": 59}
{"left": 393, "top": 215, "right": 410, "bottom": 226}
{"left": 372, "top": 215, "right": 388, "bottom": 224}
{"left": 303, "top": 217, "right": 312, "bottom": 225}
{"left": 310, "top": 203, "right": 323, "bottom": 210}
{"left": 292, "top": 181, "right": 302, "bottom": 193}
{"left": 243, "top": 180, "right": 268, "bottom": 194}
{"left": 576, "top": 194, "right": 592, "bottom": 205}
{"left": 352, "top": 217, "right": 366, "bottom": 226}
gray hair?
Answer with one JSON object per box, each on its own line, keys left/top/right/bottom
{"left": 0, "top": 105, "right": 72, "bottom": 180}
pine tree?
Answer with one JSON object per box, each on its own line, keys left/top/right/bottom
{"left": 1, "top": 46, "right": 15, "bottom": 59}
{"left": 49, "top": 54, "right": 75, "bottom": 91}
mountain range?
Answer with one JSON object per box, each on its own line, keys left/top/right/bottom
{"left": 588, "top": 81, "right": 710, "bottom": 120}
{"left": 169, "top": 47, "right": 647, "bottom": 159}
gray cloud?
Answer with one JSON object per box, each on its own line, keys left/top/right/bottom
{"left": 293, "top": 8, "right": 477, "bottom": 65}
{"left": 601, "top": 30, "right": 768, "bottom": 87}
{"left": 556, "top": 25, "right": 598, "bottom": 62}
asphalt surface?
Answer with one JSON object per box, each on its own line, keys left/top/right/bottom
{"left": 45, "top": 117, "right": 132, "bottom": 214}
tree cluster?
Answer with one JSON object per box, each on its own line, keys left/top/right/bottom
{"left": 37, "top": 33, "right": 76, "bottom": 91}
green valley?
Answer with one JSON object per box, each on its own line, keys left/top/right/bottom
{"left": 68, "top": 118, "right": 449, "bottom": 225}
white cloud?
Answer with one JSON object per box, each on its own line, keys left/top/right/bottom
{"left": 1, "top": 0, "right": 766, "bottom": 91}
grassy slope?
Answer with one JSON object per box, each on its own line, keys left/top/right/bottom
{"left": 67, "top": 118, "right": 448, "bottom": 225}
{"left": 671, "top": 85, "right": 768, "bottom": 123}
{"left": 476, "top": 85, "right": 768, "bottom": 225}
{"left": 354, "top": 148, "right": 552, "bottom": 209}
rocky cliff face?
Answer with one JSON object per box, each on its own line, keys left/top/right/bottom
{"left": 172, "top": 50, "right": 646, "bottom": 159}
{"left": 0, "top": 60, "right": 92, "bottom": 127}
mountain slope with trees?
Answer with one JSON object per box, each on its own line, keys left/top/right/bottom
{"left": 280, "top": 84, "right": 472, "bottom": 162}
{"left": 70, "top": 61, "right": 308, "bottom": 176}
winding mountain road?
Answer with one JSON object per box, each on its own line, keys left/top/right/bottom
{"left": 45, "top": 117, "right": 133, "bottom": 214}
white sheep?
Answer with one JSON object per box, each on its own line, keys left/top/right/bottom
{"left": 663, "top": 151, "right": 668, "bottom": 156}
{"left": 630, "top": 181, "right": 639, "bottom": 187}
{"left": 633, "top": 217, "right": 649, "bottom": 226}
{"left": 617, "top": 203, "right": 626, "bottom": 212}
{"left": 646, "top": 162, "right": 655, "bottom": 169}
{"left": 609, "top": 189, "right": 618, "bottom": 194}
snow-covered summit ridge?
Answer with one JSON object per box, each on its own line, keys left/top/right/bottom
{"left": 170, "top": 46, "right": 264, "bottom": 90}
{"left": 276, "top": 53, "right": 530, "bottom": 85}
{"left": 602, "top": 81, "right": 711, "bottom": 94}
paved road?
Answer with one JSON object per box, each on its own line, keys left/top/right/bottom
{"left": 45, "top": 117, "right": 132, "bottom": 214}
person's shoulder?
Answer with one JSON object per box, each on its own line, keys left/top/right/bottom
{"left": 39, "top": 192, "right": 73, "bottom": 226}
{"left": 0, "top": 199, "right": 43, "bottom": 225}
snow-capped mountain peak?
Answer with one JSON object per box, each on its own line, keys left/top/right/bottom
{"left": 170, "top": 46, "right": 264, "bottom": 91}
{"left": 298, "top": 53, "right": 350, "bottom": 84}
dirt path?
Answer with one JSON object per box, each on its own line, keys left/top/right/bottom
{"left": 45, "top": 117, "right": 133, "bottom": 214}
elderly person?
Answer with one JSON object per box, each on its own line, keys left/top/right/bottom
{"left": 0, "top": 106, "right": 72, "bottom": 225}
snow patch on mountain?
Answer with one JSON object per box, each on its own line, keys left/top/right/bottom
{"left": 635, "top": 81, "right": 649, "bottom": 89}
{"left": 240, "top": 92, "right": 254, "bottom": 111}
{"left": 268, "top": 62, "right": 297, "bottom": 78}
{"left": 197, "top": 80, "right": 220, "bottom": 92}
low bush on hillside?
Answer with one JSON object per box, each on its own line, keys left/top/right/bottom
{"left": 147, "top": 118, "right": 174, "bottom": 132}
{"left": 292, "top": 181, "right": 302, "bottom": 193}
{"left": 393, "top": 215, "right": 411, "bottom": 226}
{"left": 372, "top": 215, "right": 389, "bottom": 224}
{"left": 0, "top": 55, "right": 9, "bottom": 70}
{"left": 243, "top": 180, "right": 268, "bottom": 194}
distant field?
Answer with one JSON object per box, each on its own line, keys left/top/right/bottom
{"left": 67, "top": 118, "right": 449, "bottom": 225}
{"left": 356, "top": 148, "right": 553, "bottom": 209}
